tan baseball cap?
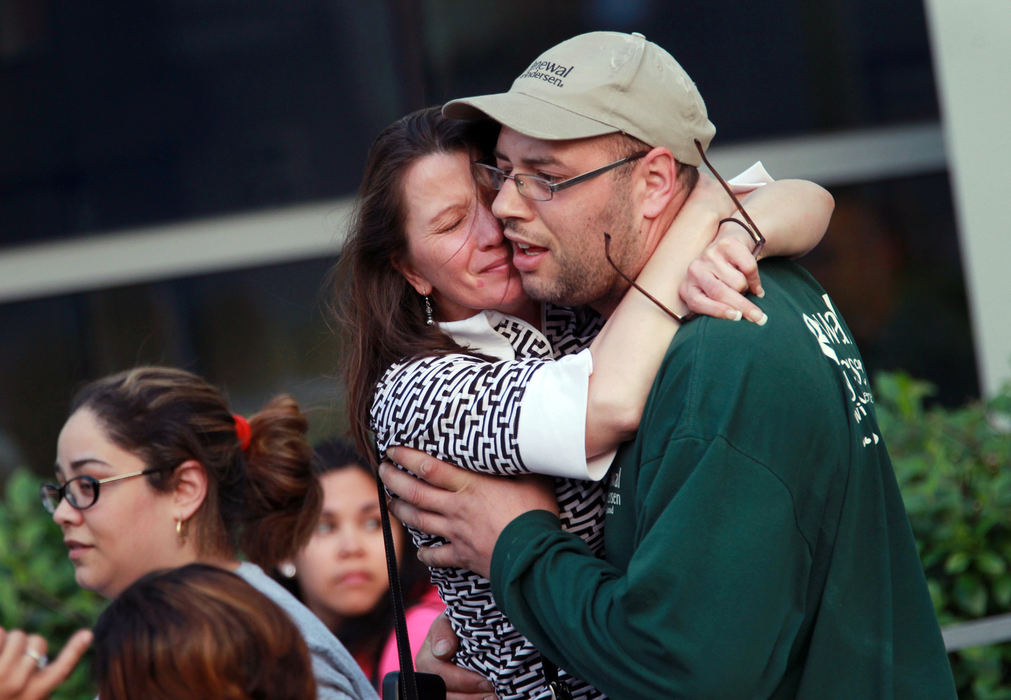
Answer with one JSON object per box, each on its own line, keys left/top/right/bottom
{"left": 443, "top": 31, "right": 716, "bottom": 167}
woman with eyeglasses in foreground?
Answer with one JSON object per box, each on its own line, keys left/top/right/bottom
{"left": 2, "top": 366, "right": 377, "bottom": 700}
{"left": 335, "top": 106, "right": 834, "bottom": 698}
{"left": 92, "top": 563, "right": 316, "bottom": 700}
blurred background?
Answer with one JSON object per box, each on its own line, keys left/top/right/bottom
{"left": 1, "top": 0, "right": 1007, "bottom": 480}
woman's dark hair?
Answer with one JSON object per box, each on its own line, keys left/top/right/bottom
{"left": 93, "top": 563, "right": 316, "bottom": 700}
{"left": 296, "top": 438, "right": 432, "bottom": 686}
{"left": 333, "top": 106, "right": 498, "bottom": 463}
{"left": 70, "top": 366, "right": 321, "bottom": 571}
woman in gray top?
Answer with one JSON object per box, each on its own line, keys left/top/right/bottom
{"left": 27, "top": 366, "right": 376, "bottom": 699}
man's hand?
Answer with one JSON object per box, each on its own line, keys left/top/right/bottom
{"left": 0, "top": 627, "right": 93, "bottom": 700}
{"left": 415, "top": 612, "right": 496, "bottom": 700}
{"left": 380, "top": 446, "right": 558, "bottom": 578}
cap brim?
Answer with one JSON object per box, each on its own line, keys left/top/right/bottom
{"left": 444, "top": 92, "right": 619, "bottom": 142}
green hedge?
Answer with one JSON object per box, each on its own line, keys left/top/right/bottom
{"left": 0, "top": 370, "right": 1008, "bottom": 698}
{"left": 875, "top": 371, "right": 1011, "bottom": 698}
{"left": 0, "top": 469, "right": 104, "bottom": 700}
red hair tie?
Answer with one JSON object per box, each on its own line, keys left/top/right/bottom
{"left": 232, "top": 414, "right": 252, "bottom": 451}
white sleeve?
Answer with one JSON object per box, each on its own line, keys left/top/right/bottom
{"left": 371, "top": 353, "right": 558, "bottom": 476}
{"left": 517, "top": 349, "right": 613, "bottom": 481}
{"left": 727, "top": 161, "right": 775, "bottom": 193}
{"left": 372, "top": 350, "right": 608, "bottom": 481}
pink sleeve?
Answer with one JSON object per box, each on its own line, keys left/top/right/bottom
{"left": 376, "top": 589, "right": 446, "bottom": 688}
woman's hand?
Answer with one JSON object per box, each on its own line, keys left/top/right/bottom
{"left": 679, "top": 173, "right": 834, "bottom": 323}
{"left": 0, "top": 627, "right": 92, "bottom": 700}
{"left": 680, "top": 217, "right": 767, "bottom": 325}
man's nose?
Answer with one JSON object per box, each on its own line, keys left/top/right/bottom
{"left": 491, "top": 176, "right": 531, "bottom": 223}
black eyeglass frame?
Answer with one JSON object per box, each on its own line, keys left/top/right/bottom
{"left": 472, "top": 151, "right": 650, "bottom": 202}
{"left": 40, "top": 467, "right": 170, "bottom": 514}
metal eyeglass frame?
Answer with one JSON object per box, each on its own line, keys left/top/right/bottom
{"left": 471, "top": 151, "right": 650, "bottom": 202}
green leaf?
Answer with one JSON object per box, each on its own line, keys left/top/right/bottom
{"left": 976, "top": 551, "right": 1007, "bottom": 577}
{"left": 0, "top": 468, "right": 102, "bottom": 699}
{"left": 994, "top": 574, "right": 1011, "bottom": 608}
{"left": 953, "top": 574, "right": 988, "bottom": 617}
{"left": 926, "top": 578, "right": 946, "bottom": 613}
{"left": 946, "top": 551, "right": 971, "bottom": 575}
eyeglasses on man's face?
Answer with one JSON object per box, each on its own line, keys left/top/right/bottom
{"left": 471, "top": 151, "right": 650, "bottom": 202}
{"left": 40, "top": 467, "right": 168, "bottom": 514}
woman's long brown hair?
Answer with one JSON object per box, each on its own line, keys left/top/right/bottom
{"left": 332, "top": 106, "right": 498, "bottom": 464}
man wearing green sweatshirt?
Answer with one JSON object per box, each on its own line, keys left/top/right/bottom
{"left": 381, "top": 31, "right": 955, "bottom": 698}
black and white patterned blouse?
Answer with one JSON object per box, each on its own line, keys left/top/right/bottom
{"left": 370, "top": 164, "right": 770, "bottom": 699}
{"left": 371, "top": 304, "right": 608, "bottom": 700}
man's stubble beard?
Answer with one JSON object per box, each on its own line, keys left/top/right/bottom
{"left": 518, "top": 178, "right": 639, "bottom": 310}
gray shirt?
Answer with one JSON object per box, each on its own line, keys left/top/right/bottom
{"left": 236, "top": 562, "right": 378, "bottom": 699}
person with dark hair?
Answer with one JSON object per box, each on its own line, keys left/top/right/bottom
{"left": 276, "top": 439, "right": 443, "bottom": 693}
{"left": 381, "top": 31, "right": 956, "bottom": 698}
{"left": 335, "top": 103, "right": 834, "bottom": 698}
{"left": 40, "top": 366, "right": 376, "bottom": 699}
{"left": 93, "top": 563, "right": 317, "bottom": 700}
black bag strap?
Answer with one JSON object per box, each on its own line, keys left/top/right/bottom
{"left": 375, "top": 466, "right": 420, "bottom": 700}
{"left": 376, "top": 460, "right": 567, "bottom": 699}
{"left": 543, "top": 658, "right": 572, "bottom": 700}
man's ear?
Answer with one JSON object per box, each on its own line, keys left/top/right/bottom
{"left": 392, "top": 257, "right": 433, "bottom": 297}
{"left": 639, "top": 147, "right": 679, "bottom": 219}
{"left": 172, "top": 459, "right": 209, "bottom": 522}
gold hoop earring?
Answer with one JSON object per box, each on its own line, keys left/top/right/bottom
{"left": 175, "top": 518, "right": 186, "bottom": 541}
